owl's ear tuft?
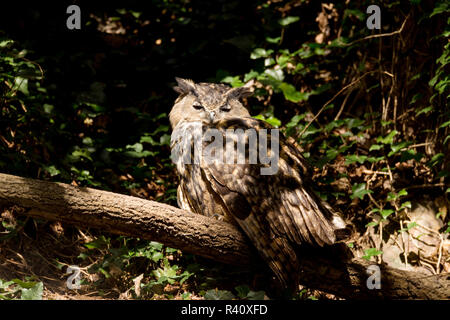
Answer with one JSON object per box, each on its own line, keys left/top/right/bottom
{"left": 174, "top": 77, "right": 196, "bottom": 95}
{"left": 226, "top": 80, "right": 254, "bottom": 100}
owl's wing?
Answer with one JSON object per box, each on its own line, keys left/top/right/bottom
{"left": 200, "top": 117, "right": 346, "bottom": 286}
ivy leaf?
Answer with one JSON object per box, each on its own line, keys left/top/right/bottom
{"left": 350, "top": 183, "right": 373, "bottom": 200}
{"left": 279, "top": 82, "right": 308, "bottom": 102}
{"left": 388, "top": 141, "right": 412, "bottom": 156}
{"left": 366, "top": 221, "right": 379, "bottom": 227}
{"left": 250, "top": 48, "right": 273, "bottom": 59}
{"left": 380, "top": 209, "right": 394, "bottom": 220}
{"left": 265, "top": 116, "right": 281, "bottom": 128}
{"left": 430, "top": 2, "right": 449, "bottom": 17}
{"left": 439, "top": 120, "right": 450, "bottom": 128}
{"left": 416, "top": 106, "right": 433, "bottom": 116}
{"left": 376, "top": 130, "right": 398, "bottom": 144}
{"left": 20, "top": 282, "right": 43, "bottom": 300}
{"left": 444, "top": 222, "right": 450, "bottom": 234}
{"left": 278, "top": 16, "right": 300, "bottom": 26}
{"left": 44, "top": 165, "right": 60, "bottom": 177}
{"left": 345, "top": 155, "right": 367, "bottom": 165}
{"left": 204, "top": 289, "right": 235, "bottom": 300}
{"left": 247, "top": 290, "right": 265, "bottom": 300}
{"left": 400, "top": 201, "right": 412, "bottom": 210}
{"left": 428, "top": 153, "right": 444, "bottom": 167}
{"left": 265, "top": 36, "right": 281, "bottom": 44}
{"left": 235, "top": 285, "right": 250, "bottom": 298}
{"left": 14, "top": 77, "right": 29, "bottom": 96}
{"left": 362, "top": 248, "right": 383, "bottom": 261}
{"left": 369, "top": 144, "right": 383, "bottom": 151}
{"left": 264, "top": 68, "right": 284, "bottom": 81}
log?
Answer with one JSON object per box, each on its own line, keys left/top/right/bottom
{"left": 0, "top": 172, "right": 448, "bottom": 299}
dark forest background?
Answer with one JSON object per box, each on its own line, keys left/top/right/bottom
{"left": 0, "top": 0, "right": 448, "bottom": 300}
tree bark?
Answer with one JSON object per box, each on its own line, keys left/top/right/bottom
{"left": 0, "top": 172, "right": 448, "bottom": 299}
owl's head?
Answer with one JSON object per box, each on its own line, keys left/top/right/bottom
{"left": 169, "top": 78, "right": 253, "bottom": 129}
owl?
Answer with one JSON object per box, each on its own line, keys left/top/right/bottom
{"left": 169, "top": 77, "right": 347, "bottom": 291}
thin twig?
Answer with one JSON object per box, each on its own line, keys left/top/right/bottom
{"left": 362, "top": 169, "right": 390, "bottom": 176}
{"left": 405, "top": 183, "right": 446, "bottom": 190}
{"left": 436, "top": 237, "right": 444, "bottom": 274}
{"left": 400, "top": 220, "right": 409, "bottom": 267}
{"left": 337, "top": 15, "right": 409, "bottom": 47}
{"left": 299, "top": 71, "right": 377, "bottom": 137}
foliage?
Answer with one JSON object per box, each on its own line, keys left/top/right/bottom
{"left": 0, "top": 278, "right": 43, "bottom": 300}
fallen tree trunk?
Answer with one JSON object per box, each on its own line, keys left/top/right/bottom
{"left": 0, "top": 172, "right": 448, "bottom": 299}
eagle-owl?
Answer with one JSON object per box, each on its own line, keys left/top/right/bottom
{"left": 169, "top": 77, "right": 347, "bottom": 291}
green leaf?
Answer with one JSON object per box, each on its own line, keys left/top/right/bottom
{"left": 12, "top": 279, "right": 39, "bottom": 289}
{"left": 20, "top": 282, "right": 43, "bottom": 300}
{"left": 369, "top": 144, "right": 383, "bottom": 151}
{"left": 376, "top": 130, "right": 398, "bottom": 144}
{"left": 221, "top": 76, "right": 244, "bottom": 87}
{"left": 43, "top": 104, "right": 54, "bottom": 114}
{"left": 439, "top": 120, "right": 450, "bottom": 128}
{"left": 278, "top": 16, "right": 300, "bottom": 26}
{"left": 149, "top": 241, "right": 163, "bottom": 251}
{"left": 264, "top": 68, "right": 284, "bottom": 81}
{"left": 428, "top": 153, "right": 444, "bottom": 167}
{"left": 278, "top": 82, "right": 308, "bottom": 102}
{"left": 345, "top": 155, "right": 367, "bottom": 165}
{"left": 0, "top": 40, "right": 14, "bottom": 48}
{"left": 366, "top": 221, "right": 379, "bottom": 227}
{"left": 84, "top": 236, "right": 109, "bottom": 249}
{"left": 350, "top": 183, "right": 373, "bottom": 200}
{"left": 444, "top": 222, "right": 450, "bottom": 234}
{"left": 265, "top": 116, "right": 281, "bottom": 128}
{"left": 380, "top": 209, "right": 394, "bottom": 219}
{"left": 247, "top": 290, "right": 265, "bottom": 300}
{"left": 430, "top": 2, "right": 449, "bottom": 17}
{"left": 14, "top": 77, "right": 29, "bottom": 96}
{"left": 244, "top": 70, "right": 259, "bottom": 82}
{"left": 362, "top": 248, "right": 383, "bottom": 261}
{"left": 235, "top": 285, "right": 250, "bottom": 298}
{"left": 415, "top": 106, "right": 433, "bottom": 116}
{"left": 265, "top": 36, "right": 281, "bottom": 44}
{"left": 151, "top": 252, "right": 163, "bottom": 262}
{"left": 44, "top": 165, "right": 60, "bottom": 177}
{"left": 286, "top": 114, "right": 306, "bottom": 128}
{"left": 0, "top": 279, "right": 14, "bottom": 290}
{"left": 250, "top": 48, "right": 273, "bottom": 59}
{"left": 388, "top": 141, "right": 412, "bottom": 156}
{"left": 204, "top": 289, "right": 235, "bottom": 300}
{"left": 400, "top": 201, "right": 412, "bottom": 210}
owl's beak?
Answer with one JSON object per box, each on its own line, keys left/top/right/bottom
{"left": 209, "top": 111, "right": 216, "bottom": 122}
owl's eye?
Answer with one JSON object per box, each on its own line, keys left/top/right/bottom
{"left": 220, "top": 105, "right": 231, "bottom": 112}
{"left": 192, "top": 102, "right": 204, "bottom": 110}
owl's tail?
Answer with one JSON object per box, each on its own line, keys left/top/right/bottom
{"left": 237, "top": 214, "right": 301, "bottom": 292}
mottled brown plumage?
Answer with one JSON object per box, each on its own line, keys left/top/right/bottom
{"left": 169, "top": 78, "right": 347, "bottom": 290}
